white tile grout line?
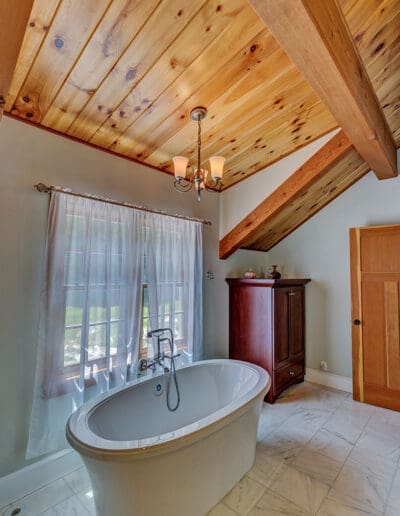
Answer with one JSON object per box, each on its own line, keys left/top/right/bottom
{"left": 318, "top": 403, "right": 387, "bottom": 514}
{"left": 301, "top": 388, "right": 353, "bottom": 513}
{"left": 259, "top": 385, "right": 351, "bottom": 513}
{"left": 244, "top": 477, "right": 267, "bottom": 516}
{"left": 384, "top": 473, "right": 396, "bottom": 515}
{"left": 0, "top": 477, "right": 74, "bottom": 515}
{"left": 383, "top": 443, "right": 400, "bottom": 515}
{"left": 0, "top": 450, "right": 82, "bottom": 509}
{"left": 0, "top": 471, "right": 81, "bottom": 514}
{"left": 262, "top": 385, "right": 387, "bottom": 515}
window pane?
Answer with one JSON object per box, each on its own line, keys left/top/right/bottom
{"left": 111, "top": 289, "right": 121, "bottom": 321}
{"left": 142, "top": 254, "right": 148, "bottom": 283}
{"left": 141, "top": 317, "right": 149, "bottom": 352}
{"left": 143, "top": 286, "right": 149, "bottom": 318}
{"left": 111, "top": 253, "right": 122, "bottom": 284}
{"left": 65, "top": 214, "right": 86, "bottom": 252}
{"left": 175, "top": 285, "right": 183, "bottom": 312}
{"left": 88, "top": 324, "right": 106, "bottom": 360}
{"left": 91, "top": 218, "right": 107, "bottom": 252}
{"left": 111, "top": 221, "right": 122, "bottom": 252}
{"left": 163, "top": 314, "right": 171, "bottom": 329}
{"left": 89, "top": 289, "right": 107, "bottom": 323}
{"left": 64, "top": 327, "right": 82, "bottom": 366}
{"left": 64, "top": 252, "right": 84, "bottom": 286}
{"left": 110, "top": 321, "right": 120, "bottom": 356}
{"left": 159, "top": 285, "right": 173, "bottom": 314}
{"left": 65, "top": 290, "right": 84, "bottom": 326}
{"left": 89, "top": 252, "right": 106, "bottom": 285}
{"left": 174, "top": 313, "right": 183, "bottom": 340}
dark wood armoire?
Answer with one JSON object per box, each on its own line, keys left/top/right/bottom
{"left": 226, "top": 278, "right": 311, "bottom": 403}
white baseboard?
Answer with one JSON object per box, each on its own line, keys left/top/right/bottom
{"left": 305, "top": 368, "right": 353, "bottom": 393}
{"left": 0, "top": 450, "right": 82, "bottom": 508}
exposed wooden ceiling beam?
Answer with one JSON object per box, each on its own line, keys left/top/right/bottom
{"left": 219, "top": 131, "right": 364, "bottom": 259}
{"left": 248, "top": 0, "right": 397, "bottom": 180}
{"left": 0, "top": 0, "right": 34, "bottom": 120}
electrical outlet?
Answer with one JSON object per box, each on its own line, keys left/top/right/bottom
{"left": 320, "top": 361, "right": 328, "bottom": 372}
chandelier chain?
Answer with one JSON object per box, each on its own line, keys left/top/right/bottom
{"left": 197, "top": 118, "right": 201, "bottom": 175}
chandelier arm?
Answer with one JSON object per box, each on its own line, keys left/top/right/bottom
{"left": 204, "top": 180, "right": 223, "bottom": 193}
{"left": 174, "top": 178, "right": 193, "bottom": 193}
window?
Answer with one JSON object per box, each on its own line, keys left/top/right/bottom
{"left": 38, "top": 191, "right": 202, "bottom": 400}
{"left": 29, "top": 191, "right": 202, "bottom": 458}
{"left": 50, "top": 211, "right": 190, "bottom": 396}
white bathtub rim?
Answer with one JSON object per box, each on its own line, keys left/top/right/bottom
{"left": 66, "top": 386, "right": 266, "bottom": 462}
{"left": 66, "top": 359, "right": 270, "bottom": 461}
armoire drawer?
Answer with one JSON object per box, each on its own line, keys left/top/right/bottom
{"left": 274, "top": 360, "right": 304, "bottom": 391}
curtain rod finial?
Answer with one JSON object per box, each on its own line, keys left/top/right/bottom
{"left": 35, "top": 183, "right": 52, "bottom": 193}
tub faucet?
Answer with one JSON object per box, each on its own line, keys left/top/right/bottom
{"left": 138, "top": 328, "right": 179, "bottom": 374}
{"left": 147, "top": 328, "right": 180, "bottom": 363}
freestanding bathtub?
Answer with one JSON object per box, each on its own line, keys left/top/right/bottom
{"left": 67, "top": 359, "right": 270, "bottom": 516}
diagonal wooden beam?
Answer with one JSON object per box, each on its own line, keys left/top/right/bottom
{"left": 248, "top": 0, "right": 397, "bottom": 180}
{"left": 0, "top": 0, "right": 34, "bottom": 120}
{"left": 219, "top": 131, "right": 358, "bottom": 259}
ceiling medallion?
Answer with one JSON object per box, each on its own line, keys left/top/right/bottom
{"left": 172, "top": 107, "right": 225, "bottom": 201}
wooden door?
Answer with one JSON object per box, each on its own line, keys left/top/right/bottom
{"left": 350, "top": 224, "right": 400, "bottom": 411}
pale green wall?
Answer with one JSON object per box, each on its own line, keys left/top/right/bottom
{"left": 0, "top": 117, "right": 266, "bottom": 477}
{"left": 221, "top": 140, "right": 400, "bottom": 379}
{"left": 265, "top": 168, "right": 400, "bottom": 377}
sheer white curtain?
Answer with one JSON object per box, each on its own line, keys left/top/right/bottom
{"left": 146, "top": 213, "right": 203, "bottom": 362}
{"left": 27, "top": 192, "right": 144, "bottom": 457}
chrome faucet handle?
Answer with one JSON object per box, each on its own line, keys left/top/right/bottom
{"left": 138, "top": 358, "right": 148, "bottom": 372}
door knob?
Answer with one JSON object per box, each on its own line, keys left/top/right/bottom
{"left": 354, "top": 319, "right": 361, "bottom": 326}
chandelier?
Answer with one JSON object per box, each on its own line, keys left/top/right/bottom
{"left": 172, "top": 107, "right": 225, "bottom": 201}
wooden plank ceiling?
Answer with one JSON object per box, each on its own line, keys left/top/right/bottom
{"left": 0, "top": 0, "right": 34, "bottom": 120}
{"left": 4, "top": 0, "right": 400, "bottom": 190}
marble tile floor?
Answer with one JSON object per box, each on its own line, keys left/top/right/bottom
{"left": 1, "top": 382, "right": 399, "bottom": 516}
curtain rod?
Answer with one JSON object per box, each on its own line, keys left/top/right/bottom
{"left": 34, "top": 183, "right": 212, "bottom": 226}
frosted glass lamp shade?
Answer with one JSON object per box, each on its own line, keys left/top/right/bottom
{"left": 209, "top": 156, "right": 225, "bottom": 180}
{"left": 173, "top": 156, "right": 189, "bottom": 179}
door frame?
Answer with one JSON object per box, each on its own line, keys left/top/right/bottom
{"left": 349, "top": 227, "right": 363, "bottom": 401}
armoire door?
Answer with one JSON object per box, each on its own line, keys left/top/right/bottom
{"left": 288, "top": 287, "right": 305, "bottom": 359}
{"left": 350, "top": 224, "right": 400, "bottom": 411}
{"left": 273, "top": 288, "right": 290, "bottom": 367}
{"left": 273, "top": 287, "right": 304, "bottom": 368}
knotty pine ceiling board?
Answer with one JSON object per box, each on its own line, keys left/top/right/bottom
{"left": 5, "top": 0, "right": 400, "bottom": 189}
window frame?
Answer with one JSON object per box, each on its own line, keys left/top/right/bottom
{"left": 44, "top": 210, "right": 190, "bottom": 399}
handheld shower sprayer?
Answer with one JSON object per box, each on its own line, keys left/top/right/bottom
{"left": 147, "top": 328, "right": 180, "bottom": 412}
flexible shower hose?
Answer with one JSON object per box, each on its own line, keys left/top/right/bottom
{"left": 166, "top": 351, "right": 180, "bottom": 412}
